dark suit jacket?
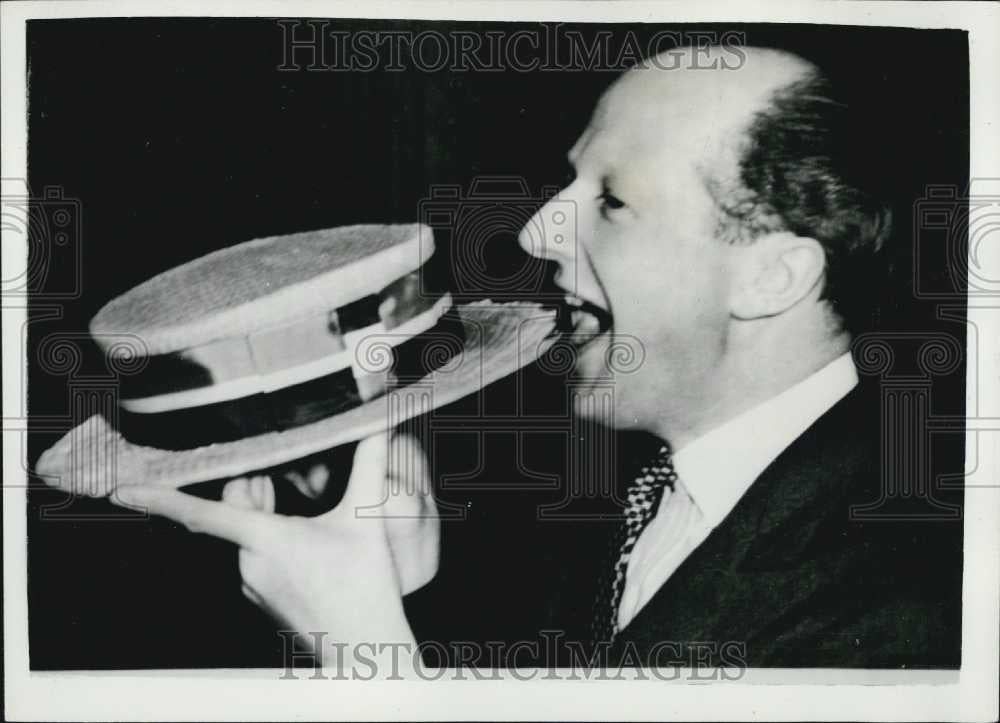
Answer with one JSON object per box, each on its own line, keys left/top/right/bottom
{"left": 544, "top": 382, "right": 964, "bottom": 668}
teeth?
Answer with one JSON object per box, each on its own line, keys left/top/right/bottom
{"left": 573, "top": 308, "right": 599, "bottom": 332}
{"left": 566, "top": 306, "right": 601, "bottom": 343}
{"left": 557, "top": 292, "right": 611, "bottom": 347}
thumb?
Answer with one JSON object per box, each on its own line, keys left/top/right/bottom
{"left": 385, "top": 433, "right": 433, "bottom": 516}
{"left": 334, "top": 432, "right": 390, "bottom": 517}
{"left": 222, "top": 475, "right": 276, "bottom": 513}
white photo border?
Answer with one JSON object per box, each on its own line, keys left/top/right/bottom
{"left": 3, "top": 1, "right": 998, "bottom": 721}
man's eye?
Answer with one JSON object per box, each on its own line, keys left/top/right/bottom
{"left": 599, "top": 190, "right": 625, "bottom": 211}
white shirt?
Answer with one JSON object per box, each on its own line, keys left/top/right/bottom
{"left": 617, "top": 352, "right": 860, "bottom": 631}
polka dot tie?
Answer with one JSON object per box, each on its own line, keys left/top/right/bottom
{"left": 591, "top": 443, "right": 677, "bottom": 646}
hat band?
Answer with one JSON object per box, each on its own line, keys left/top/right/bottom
{"left": 117, "top": 263, "right": 447, "bottom": 413}
{"left": 114, "top": 309, "right": 466, "bottom": 452}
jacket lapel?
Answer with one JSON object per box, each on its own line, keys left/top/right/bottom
{"left": 614, "top": 383, "right": 877, "bottom": 658}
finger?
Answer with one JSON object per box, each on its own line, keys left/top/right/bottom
{"left": 279, "top": 465, "right": 328, "bottom": 500}
{"left": 222, "top": 477, "right": 252, "bottom": 508}
{"left": 386, "top": 433, "right": 432, "bottom": 502}
{"left": 222, "top": 476, "right": 276, "bottom": 512}
{"left": 307, "top": 464, "right": 330, "bottom": 498}
{"left": 241, "top": 583, "right": 265, "bottom": 608}
{"left": 249, "top": 475, "right": 276, "bottom": 511}
{"left": 115, "top": 485, "right": 286, "bottom": 551}
{"left": 222, "top": 477, "right": 255, "bottom": 509}
{"left": 279, "top": 469, "right": 314, "bottom": 500}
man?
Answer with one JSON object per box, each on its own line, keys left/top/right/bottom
{"left": 114, "top": 46, "right": 962, "bottom": 669}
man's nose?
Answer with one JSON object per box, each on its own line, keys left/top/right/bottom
{"left": 517, "top": 195, "right": 577, "bottom": 263}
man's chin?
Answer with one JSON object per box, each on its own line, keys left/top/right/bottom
{"left": 569, "top": 342, "right": 619, "bottom": 425}
{"left": 569, "top": 342, "right": 638, "bottom": 429}
{"left": 568, "top": 328, "right": 612, "bottom": 386}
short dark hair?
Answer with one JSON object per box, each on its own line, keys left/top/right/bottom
{"left": 713, "top": 68, "right": 893, "bottom": 334}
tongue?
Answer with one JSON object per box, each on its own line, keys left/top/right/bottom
{"left": 572, "top": 308, "right": 601, "bottom": 338}
{"left": 561, "top": 301, "right": 608, "bottom": 347}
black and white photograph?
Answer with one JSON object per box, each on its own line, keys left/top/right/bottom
{"left": 3, "top": 1, "right": 999, "bottom": 720}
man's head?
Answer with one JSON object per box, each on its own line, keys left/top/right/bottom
{"left": 518, "top": 46, "right": 890, "bottom": 446}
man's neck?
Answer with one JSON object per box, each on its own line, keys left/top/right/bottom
{"left": 653, "top": 315, "right": 852, "bottom": 452}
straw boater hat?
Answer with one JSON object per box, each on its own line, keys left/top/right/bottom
{"left": 36, "top": 223, "right": 556, "bottom": 495}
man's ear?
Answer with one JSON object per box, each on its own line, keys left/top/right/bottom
{"left": 730, "top": 232, "right": 826, "bottom": 320}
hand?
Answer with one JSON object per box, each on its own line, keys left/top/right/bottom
{"left": 112, "top": 433, "right": 439, "bottom": 670}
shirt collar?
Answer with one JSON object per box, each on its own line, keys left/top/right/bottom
{"left": 671, "top": 352, "right": 859, "bottom": 527}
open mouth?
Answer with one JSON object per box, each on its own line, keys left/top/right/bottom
{"left": 557, "top": 293, "right": 612, "bottom": 347}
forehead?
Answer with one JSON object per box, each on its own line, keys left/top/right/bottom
{"left": 570, "top": 53, "right": 809, "bottom": 186}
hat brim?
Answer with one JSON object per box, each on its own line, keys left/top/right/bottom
{"left": 36, "top": 301, "right": 557, "bottom": 496}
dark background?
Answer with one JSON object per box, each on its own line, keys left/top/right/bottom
{"left": 24, "top": 20, "right": 969, "bottom": 669}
